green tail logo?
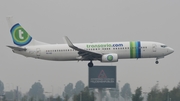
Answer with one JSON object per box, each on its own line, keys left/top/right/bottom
{"left": 10, "top": 23, "right": 32, "bottom": 46}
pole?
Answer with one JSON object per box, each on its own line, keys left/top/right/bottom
{"left": 98, "top": 88, "right": 102, "bottom": 101}
{"left": 80, "top": 92, "right": 82, "bottom": 101}
{"left": 17, "top": 86, "right": 18, "bottom": 101}
{"left": 118, "top": 80, "right": 120, "bottom": 101}
{"left": 51, "top": 85, "right": 53, "bottom": 97}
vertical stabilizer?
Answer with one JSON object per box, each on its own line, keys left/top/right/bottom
{"left": 6, "top": 16, "right": 48, "bottom": 46}
{"left": 7, "top": 16, "right": 32, "bottom": 46}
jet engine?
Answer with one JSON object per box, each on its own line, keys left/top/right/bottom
{"left": 101, "top": 53, "right": 118, "bottom": 62}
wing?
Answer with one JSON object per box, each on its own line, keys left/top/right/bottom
{"left": 64, "top": 36, "right": 102, "bottom": 61}
{"left": 7, "top": 45, "right": 27, "bottom": 51}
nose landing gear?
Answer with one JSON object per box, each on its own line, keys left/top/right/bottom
{"left": 155, "top": 61, "right": 159, "bottom": 64}
{"left": 155, "top": 58, "right": 159, "bottom": 64}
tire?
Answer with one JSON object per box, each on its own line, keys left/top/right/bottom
{"left": 155, "top": 61, "right": 159, "bottom": 64}
{"left": 88, "top": 62, "right": 93, "bottom": 67}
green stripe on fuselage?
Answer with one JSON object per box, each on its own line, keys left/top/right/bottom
{"left": 130, "top": 41, "right": 136, "bottom": 58}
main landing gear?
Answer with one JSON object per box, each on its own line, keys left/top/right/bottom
{"left": 88, "top": 61, "right": 94, "bottom": 67}
{"left": 155, "top": 58, "right": 159, "bottom": 64}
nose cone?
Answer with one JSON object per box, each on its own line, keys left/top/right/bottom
{"left": 168, "top": 47, "right": 174, "bottom": 54}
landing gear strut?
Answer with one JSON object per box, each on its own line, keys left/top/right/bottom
{"left": 88, "top": 61, "right": 93, "bottom": 67}
{"left": 155, "top": 58, "right": 159, "bottom": 64}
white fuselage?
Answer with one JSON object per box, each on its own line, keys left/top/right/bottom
{"left": 13, "top": 41, "right": 174, "bottom": 62}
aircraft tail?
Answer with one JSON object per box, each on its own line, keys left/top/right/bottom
{"left": 6, "top": 16, "right": 48, "bottom": 46}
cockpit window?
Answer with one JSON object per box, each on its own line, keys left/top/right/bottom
{"left": 161, "top": 45, "right": 167, "bottom": 48}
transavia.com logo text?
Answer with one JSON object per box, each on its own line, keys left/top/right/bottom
{"left": 86, "top": 43, "right": 123, "bottom": 48}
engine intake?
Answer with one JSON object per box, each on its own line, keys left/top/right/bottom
{"left": 101, "top": 53, "right": 118, "bottom": 62}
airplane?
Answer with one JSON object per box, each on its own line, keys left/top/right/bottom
{"left": 6, "top": 17, "right": 174, "bottom": 67}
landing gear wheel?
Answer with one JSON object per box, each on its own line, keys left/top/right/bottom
{"left": 155, "top": 61, "right": 159, "bottom": 64}
{"left": 88, "top": 62, "right": 93, "bottom": 67}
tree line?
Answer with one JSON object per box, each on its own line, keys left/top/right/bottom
{"left": 0, "top": 80, "right": 180, "bottom": 101}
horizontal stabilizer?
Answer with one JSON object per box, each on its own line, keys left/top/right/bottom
{"left": 7, "top": 45, "right": 27, "bottom": 51}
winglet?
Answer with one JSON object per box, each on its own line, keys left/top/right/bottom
{"left": 63, "top": 36, "right": 75, "bottom": 48}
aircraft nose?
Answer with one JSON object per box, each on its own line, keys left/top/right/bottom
{"left": 168, "top": 47, "right": 174, "bottom": 54}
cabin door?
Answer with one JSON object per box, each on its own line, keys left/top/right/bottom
{"left": 36, "top": 48, "right": 41, "bottom": 57}
{"left": 152, "top": 44, "right": 157, "bottom": 52}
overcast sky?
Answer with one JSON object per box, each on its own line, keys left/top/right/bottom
{"left": 0, "top": 0, "right": 180, "bottom": 95}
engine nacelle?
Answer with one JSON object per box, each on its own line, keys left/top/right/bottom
{"left": 101, "top": 53, "right": 118, "bottom": 62}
